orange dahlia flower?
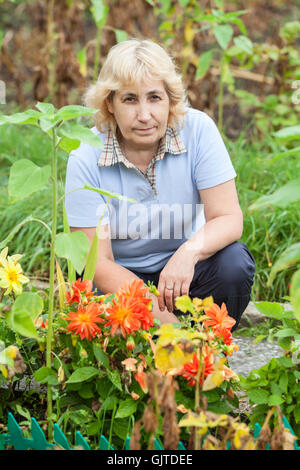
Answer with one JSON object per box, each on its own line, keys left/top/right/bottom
{"left": 65, "top": 302, "right": 104, "bottom": 340}
{"left": 214, "top": 326, "right": 233, "bottom": 346}
{"left": 105, "top": 294, "right": 153, "bottom": 337}
{"left": 203, "top": 302, "right": 236, "bottom": 331}
{"left": 118, "top": 279, "right": 151, "bottom": 305}
{"left": 65, "top": 278, "right": 94, "bottom": 306}
{"left": 180, "top": 348, "right": 214, "bottom": 387}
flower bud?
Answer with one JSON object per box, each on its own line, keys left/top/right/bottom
{"left": 126, "top": 336, "right": 135, "bottom": 351}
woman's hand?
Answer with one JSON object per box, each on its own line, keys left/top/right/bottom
{"left": 157, "top": 243, "right": 198, "bottom": 313}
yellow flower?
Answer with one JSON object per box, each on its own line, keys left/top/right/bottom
{"left": 192, "top": 296, "right": 214, "bottom": 312}
{"left": 0, "top": 247, "right": 23, "bottom": 266}
{"left": 0, "top": 364, "right": 8, "bottom": 379}
{"left": 0, "top": 253, "right": 29, "bottom": 296}
{"left": 155, "top": 342, "right": 193, "bottom": 372}
{"left": 232, "top": 422, "right": 253, "bottom": 449}
{"left": 154, "top": 324, "right": 195, "bottom": 372}
{"left": 202, "top": 356, "right": 227, "bottom": 391}
{"left": 0, "top": 247, "right": 8, "bottom": 266}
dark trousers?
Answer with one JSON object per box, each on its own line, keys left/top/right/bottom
{"left": 91, "top": 241, "right": 255, "bottom": 331}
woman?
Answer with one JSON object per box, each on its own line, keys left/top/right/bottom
{"left": 65, "top": 39, "right": 255, "bottom": 330}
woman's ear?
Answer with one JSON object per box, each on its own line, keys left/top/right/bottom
{"left": 106, "top": 96, "right": 114, "bottom": 114}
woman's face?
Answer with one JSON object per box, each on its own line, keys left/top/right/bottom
{"left": 107, "top": 79, "right": 170, "bottom": 151}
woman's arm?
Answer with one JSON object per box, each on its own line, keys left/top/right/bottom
{"left": 70, "top": 225, "right": 179, "bottom": 324}
{"left": 185, "top": 179, "right": 243, "bottom": 261}
{"left": 156, "top": 179, "right": 243, "bottom": 312}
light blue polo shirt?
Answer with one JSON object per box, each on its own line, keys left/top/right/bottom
{"left": 65, "top": 108, "right": 237, "bottom": 273}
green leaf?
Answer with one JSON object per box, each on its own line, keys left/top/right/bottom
{"left": 107, "top": 369, "right": 122, "bottom": 391}
{"left": 196, "top": 50, "right": 213, "bottom": 80}
{"left": 102, "top": 396, "right": 118, "bottom": 411}
{"left": 290, "top": 269, "right": 300, "bottom": 323}
{"left": 6, "top": 292, "right": 43, "bottom": 339}
{"left": 96, "top": 378, "right": 114, "bottom": 399}
{"left": 113, "top": 419, "right": 130, "bottom": 440}
{"left": 59, "top": 124, "right": 103, "bottom": 148}
{"left": 268, "top": 394, "right": 284, "bottom": 406}
{"left": 58, "top": 136, "right": 81, "bottom": 153}
{"left": 83, "top": 223, "right": 100, "bottom": 282}
{"left": 213, "top": 24, "right": 233, "bottom": 50}
{"left": 273, "top": 125, "right": 300, "bottom": 141}
{"left": 207, "top": 401, "right": 232, "bottom": 414}
{"left": 55, "top": 105, "right": 98, "bottom": 121}
{"left": 254, "top": 301, "right": 284, "bottom": 319}
{"left": 34, "top": 367, "right": 57, "bottom": 384}
{"left": 233, "top": 35, "right": 253, "bottom": 54}
{"left": 294, "top": 406, "right": 300, "bottom": 424}
{"left": 83, "top": 184, "right": 137, "bottom": 203}
{"left": 268, "top": 243, "right": 300, "bottom": 285}
{"left": 39, "top": 115, "right": 60, "bottom": 133}
{"left": 266, "top": 146, "right": 300, "bottom": 163}
{"left": 90, "top": 0, "right": 109, "bottom": 26}
{"left": 66, "top": 367, "right": 99, "bottom": 384}
{"left": 8, "top": 159, "right": 51, "bottom": 202}
{"left": 275, "top": 328, "right": 298, "bottom": 338}
{"left": 93, "top": 344, "right": 109, "bottom": 369}
{"left": 248, "top": 389, "right": 270, "bottom": 404}
{"left": 115, "top": 399, "right": 137, "bottom": 418}
{"left": 78, "top": 383, "right": 95, "bottom": 399}
{"left": 277, "top": 336, "right": 292, "bottom": 350}
{"left": 277, "top": 356, "right": 293, "bottom": 367}
{"left": 35, "top": 102, "right": 56, "bottom": 115}
{"left": 55, "top": 231, "right": 90, "bottom": 275}
{"left": 250, "top": 179, "right": 300, "bottom": 211}
{"left": 253, "top": 334, "right": 267, "bottom": 344}
{"left": 279, "top": 373, "right": 288, "bottom": 393}
{"left": 63, "top": 205, "right": 76, "bottom": 283}
{"left": 15, "top": 404, "right": 31, "bottom": 421}
{"left": 0, "top": 109, "right": 41, "bottom": 126}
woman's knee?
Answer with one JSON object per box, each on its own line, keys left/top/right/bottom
{"left": 214, "top": 242, "right": 255, "bottom": 291}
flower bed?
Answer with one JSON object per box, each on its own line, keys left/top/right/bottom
{"left": 1, "top": 251, "right": 299, "bottom": 450}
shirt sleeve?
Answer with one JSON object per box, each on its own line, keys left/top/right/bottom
{"left": 64, "top": 146, "right": 110, "bottom": 228}
{"left": 194, "top": 113, "right": 237, "bottom": 190}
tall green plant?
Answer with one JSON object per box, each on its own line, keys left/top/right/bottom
{"left": 0, "top": 102, "right": 135, "bottom": 439}
{"left": 90, "top": 0, "right": 109, "bottom": 82}
{"left": 151, "top": 0, "right": 250, "bottom": 132}
{"left": 249, "top": 124, "right": 300, "bottom": 321}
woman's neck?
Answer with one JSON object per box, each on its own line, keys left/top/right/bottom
{"left": 118, "top": 133, "right": 160, "bottom": 169}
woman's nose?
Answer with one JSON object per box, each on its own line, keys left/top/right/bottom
{"left": 137, "top": 102, "right": 151, "bottom": 121}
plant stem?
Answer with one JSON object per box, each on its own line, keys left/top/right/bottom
{"left": 47, "top": 0, "right": 56, "bottom": 102}
{"left": 45, "top": 127, "right": 58, "bottom": 441}
{"left": 93, "top": 27, "right": 102, "bottom": 82}
{"left": 194, "top": 347, "right": 203, "bottom": 450}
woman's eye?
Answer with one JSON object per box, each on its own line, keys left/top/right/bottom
{"left": 150, "top": 95, "right": 161, "bottom": 101}
{"left": 124, "top": 97, "right": 136, "bottom": 102}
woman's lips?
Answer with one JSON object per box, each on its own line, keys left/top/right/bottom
{"left": 134, "top": 127, "right": 155, "bottom": 132}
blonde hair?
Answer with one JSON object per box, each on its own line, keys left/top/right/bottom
{"left": 83, "top": 39, "right": 188, "bottom": 134}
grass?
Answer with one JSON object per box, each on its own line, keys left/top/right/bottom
{"left": 0, "top": 115, "right": 299, "bottom": 303}
{"left": 225, "top": 125, "right": 300, "bottom": 303}
{"left": 0, "top": 124, "right": 66, "bottom": 277}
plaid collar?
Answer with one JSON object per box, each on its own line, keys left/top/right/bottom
{"left": 97, "top": 125, "right": 186, "bottom": 169}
